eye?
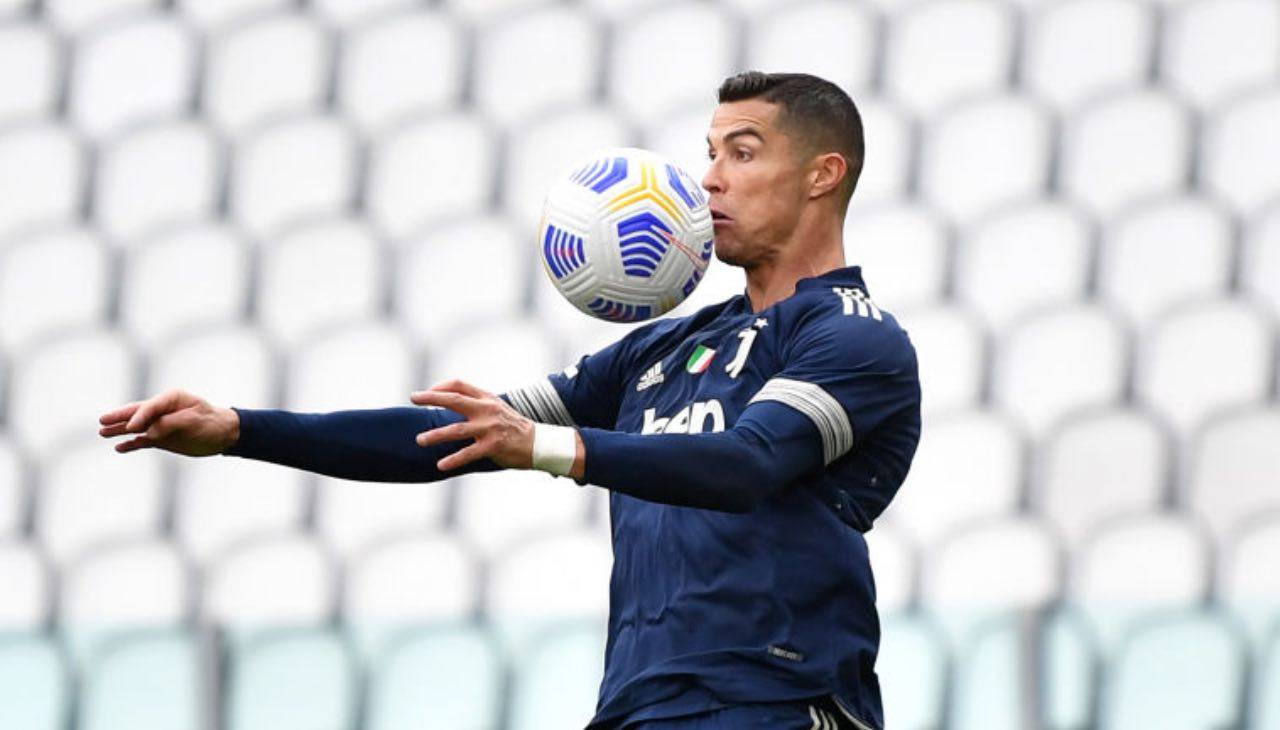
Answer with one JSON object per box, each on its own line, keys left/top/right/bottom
{"left": 707, "top": 149, "right": 716, "bottom": 161}
{"left": 735, "top": 148, "right": 752, "bottom": 161}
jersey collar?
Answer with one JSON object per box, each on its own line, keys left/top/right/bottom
{"left": 793, "top": 265, "right": 868, "bottom": 293}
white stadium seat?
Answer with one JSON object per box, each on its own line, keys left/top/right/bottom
{"left": 883, "top": 0, "right": 1014, "bottom": 117}
{"left": 1253, "top": 631, "right": 1280, "bottom": 730}
{"left": 309, "top": 0, "right": 418, "bottom": 27}
{"left": 337, "top": 11, "right": 463, "bottom": 134}
{"left": 45, "top": 0, "right": 161, "bottom": 35}
{"left": 121, "top": 224, "right": 249, "bottom": 351}
{"left": 992, "top": 304, "right": 1128, "bottom": 439}
{"left": 843, "top": 203, "right": 950, "bottom": 310}
{"left": 1040, "top": 608, "right": 1097, "bottom": 730}
{"left": 366, "top": 114, "right": 497, "bottom": 240}
{"left": 474, "top": 6, "right": 599, "bottom": 126}
{"left": 175, "top": 457, "right": 308, "bottom": 564}
{"left": 1187, "top": 407, "right": 1280, "bottom": 545}
{"left": 1134, "top": 298, "right": 1273, "bottom": 440}
{"left": 1219, "top": 516, "right": 1280, "bottom": 647}
{"left": 285, "top": 321, "right": 415, "bottom": 412}
{"left": 0, "top": 438, "right": 22, "bottom": 538}
{"left": 880, "top": 409, "right": 1024, "bottom": 548}
{"left": 0, "top": 0, "right": 32, "bottom": 16}
{"left": 365, "top": 626, "right": 502, "bottom": 730}
{"left": 455, "top": 469, "right": 596, "bottom": 560}
{"left": 1023, "top": 0, "right": 1153, "bottom": 112}
{"left": 0, "top": 227, "right": 109, "bottom": 353}
{"left": 955, "top": 201, "right": 1093, "bottom": 330}
{"left": 176, "top": 0, "right": 291, "bottom": 32}
{"left": 1243, "top": 204, "right": 1280, "bottom": 320}
{"left": 444, "top": 0, "right": 546, "bottom": 23}
{"left": 608, "top": 2, "right": 735, "bottom": 126}
{"left": 0, "top": 634, "right": 68, "bottom": 730}
{"left": 256, "top": 218, "right": 383, "bottom": 349}
{"left": 1161, "top": 0, "right": 1280, "bottom": 110}
{"left": 1060, "top": 89, "right": 1191, "bottom": 219}
{"left": 429, "top": 317, "right": 562, "bottom": 396}
{"left": 1098, "top": 196, "right": 1234, "bottom": 329}
{"left": 203, "top": 534, "right": 335, "bottom": 630}
{"left": 894, "top": 305, "right": 985, "bottom": 417}
{"left": 1034, "top": 408, "right": 1170, "bottom": 549}
{"left": 203, "top": 13, "right": 330, "bottom": 135}
{"left": 877, "top": 614, "right": 948, "bottom": 730}
{"left": 0, "top": 540, "right": 51, "bottom": 630}
{"left": 79, "top": 631, "right": 199, "bottom": 730}
{"left": 316, "top": 478, "right": 449, "bottom": 560}
{"left": 0, "top": 23, "right": 60, "bottom": 124}
{"left": 231, "top": 117, "right": 358, "bottom": 239}
{"left": 852, "top": 96, "right": 915, "bottom": 206}
{"left": 227, "top": 629, "right": 356, "bottom": 730}
{"left": 149, "top": 326, "right": 278, "bottom": 410}
{"left": 1202, "top": 88, "right": 1280, "bottom": 217}
{"left": 36, "top": 438, "right": 165, "bottom": 566}
{"left": 94, "top": 121, "right": 222, "bottom": 244}
{"left": 747, "top": 1, "right": 877, "bottom": 95}
{"left": 920, "top": 94, "right": 1052, "bottom": 225}
{"left": 0, "top": 123, "right": 85, "bottom": 241}
{"left": 948, "top": 616, "right": 1028, "bottom": 730}
{"left": 509, "top": 622, "right": 608, "bottom": 730}
{"left": 865, "top": 523, "right": 916, "bottom": 613}
{"left": 68, "top": 15, "right": 195, "bottom": 140}
{"left": 641, "top": 101, "right": 715, "bottom": 193}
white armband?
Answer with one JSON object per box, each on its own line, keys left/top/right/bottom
{"left": 531, "top": 423, "right": 577, "bottom": 477}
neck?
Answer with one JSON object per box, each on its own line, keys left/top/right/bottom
{"left": 743, "top": 211, "right": 846, "bottom": 313}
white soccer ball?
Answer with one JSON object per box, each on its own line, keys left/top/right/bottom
{"left": 537, "top": 147, "right": 714, "bottom": 323}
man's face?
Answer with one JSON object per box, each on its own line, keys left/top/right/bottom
{"left": 702, "top": 99, "right": 809, "bottom": 268}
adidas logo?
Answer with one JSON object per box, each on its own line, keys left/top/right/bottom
{"left": 636, "top": 361, "right": 664, "bottom": 391}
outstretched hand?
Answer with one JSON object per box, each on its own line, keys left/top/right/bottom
{"left": 98, "top": 389, "right": 240, "bottom": 456}
{"left": 410, "top": 379, "right": 538, "bottom": 472}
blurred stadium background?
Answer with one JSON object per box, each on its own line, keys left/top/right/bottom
{"left": 0, "top": 0, "right": 1277, "bottom": 727}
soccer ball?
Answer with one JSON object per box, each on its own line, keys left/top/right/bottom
{"left": 537, "top": 147, "right": 714, "bottom": 323}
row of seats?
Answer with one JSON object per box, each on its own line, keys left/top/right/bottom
{"left": 1, "top": 0, "right": 1276, "bottom": 138}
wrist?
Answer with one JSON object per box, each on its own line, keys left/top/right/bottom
{"left": 531, "top": 423, "right": 577, "bottom": 476}
{"left": 220, "top": 407, "right": 241, "bottom": 453}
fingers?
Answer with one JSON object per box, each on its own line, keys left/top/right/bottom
{"left": 426, "top": 378, "right": 492, "bottom": 399}
{"left": 99, "top": 401, "right": 142, "bottom": 427}
{"left": 438, "top": 441, "right": 488, "bottom": 472}
{"left": 114, "top": 435, "right": 155, "bottom": 453}
{"left": 125, "top": 390, "right": 185, "bottom": 433}
{"left": 416, "top": 420, "right": 481, "bottom": 447}
{"left": 99, "top": 422, "right": 133, "bottom": 438}
{"left": 409, "top": 389, "right": 483, "bottom": 415}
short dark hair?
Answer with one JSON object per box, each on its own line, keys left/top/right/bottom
{"left": 717, "top": 71, "right": 865, "bottom": 209}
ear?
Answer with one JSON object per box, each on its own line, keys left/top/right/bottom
{"left": 807, "top": 152, "right": 848, "bottom": 200}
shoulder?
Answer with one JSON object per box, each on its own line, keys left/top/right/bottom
{"left": 781, "top": 285, "right": 917, "bottom": 370}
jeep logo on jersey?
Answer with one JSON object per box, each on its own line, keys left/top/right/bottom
{"left": 641, "top": 400, "right": 726, "bottom": 434}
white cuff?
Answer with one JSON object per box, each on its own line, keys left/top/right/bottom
{"left": 531, "top": 423, "right": 577, "bottom": 477}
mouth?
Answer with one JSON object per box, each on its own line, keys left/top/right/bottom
{"left": 710, "top": 208, "right": 732, "bottom": 226}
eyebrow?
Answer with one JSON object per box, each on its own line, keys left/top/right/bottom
{"left": 706, "top": 127, "right": 765, "bottom": 147}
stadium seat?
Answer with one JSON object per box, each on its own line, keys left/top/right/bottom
{"left": 1022, "top": 0, "right": 1153, "bottom": 111}
{"left": 0, "top": 226, "right": 109, "bottom": 354}
{"left": 148, "top": 325, "right": 278, "bottom": 409}
{"left": 430, "top": 317, "right": 563, "bottom": 397}
{"left": 342, "top": 533, "right": 480, "bottom": 660}
{"left": 948, "top": 615, "right": 1030, "bottom": 730}
{"left": 68, "top": 14, "right": 195, "bottom": 140}
{"left": 486, "top": 530, "right": 612, "bottom": 656}
{"left": 227, "top": 628, "right": 356, "bottom": 730}
{"left": 1253, "top": 628, "right": 1280, "bottom": 729}
{"left": 1099, "top": 196, "right": 1234, "bottom": 329}
{"left": 641, "top": 100, "right": 716, "bottom": 191}
{"left": 445, "top": 0, "right": 546, "bottom": 22}
{"left": 366, "top": 113, "right": 497, "bottom": 240}
{"left": 1071, "top": 513, "right": 1211, "bottom": 652}
{"left": 474, "top": 6, "right": 599, "bottom": 126}
{"left": 883, "top": 0, "right": 1014, "bottom": 117}
{"left": 395, "top": 217, "right": 525, "bottom": 348}
{"left": 1040, "top": 607, "right": 1098, "bottom": 730}
{"left": 176, "top": 0, "right": 291, "bottom": 31}
{"left": 174, "top": 457, "right": 308, "bottom": 564}
{"left": 58, "top": 539, "right": 189, "bottom": 665}
{"left": 1134, "top": 298, "right": 1273, "bottom": 440}
{"left": 1059, "top": 89, "right": 1191, "bottom": 219}
{"left": 954, "top": 201, "right": 1093, "bottom": 330}
{"left": 893, "top": 305, "right": 985, "bottom": 416}
{"left": 0, "top": 122, "right": 84, "bottom": 241}
{"left": 0, "top": 539, "right": 51, "bottom": 629}
{"left": 1218, "top": 514, "right": 1280, "bottom": 648}
{"left": 203, "top": 13, "right": 330, "bottom": 135}
{"left": 865, "top": 523, "right": 916, "bottom": 613}
{"left": 256, "top": 218, "right": 383, "bottom": 349}
{"left": 880, "top": 409, "right": 1024, "bottom": 548}
{"left": 8, "top": 329, "right": 135, "bottom": 458}
{"left": 843, "top": 203, "right": 950, "bottom": 310}
{"left": 922, "top": 517, "right": 1061, "bottom": 646}
{"left": 1161, "top": 0, "right": 1280, "bottom": 110}
{"left": 1202, "top": 88, "right": 1280, "bottom": 217}
{"left": 95, "top": 121, "right": 222, "bottom": 244}
{"left": 920, "top": 94, "right": 1052, "bottom": 225}
{"left": 1188, "top": 407, "right": 1280, "bottom": 546}
{"left": 0, "top": 634, "right": 69, "bottom": 730}
{"left": 1243, "top": 204, "right": 1280, "bottom": 320}
{"left": 0, "top": 23, "right": 60, "bottom": 124}
{"left": 78, "top": 630, "right": 199, "bottom": 730}
{"left": 0, "top": 438, "right": 22, "bottom": 538}
{"left": 1099, "top": 611, "right": 1247, "bottom": 730}
{"left": 992, "top": 303, "right": 1128, "bottom": 438}
{"left": 876, "top": 612, "right": 948, "bottom": 730}
{"left": 36, "top": 437, "right": 165, "bottom": 566}
{"left": 456, "top": 469, "right": 596, "bottom": 560}
{"left": 0, "top": 0, "right": 32, "bottom": 16}
{"left": 337, "top": 11, "right": 463, "bottom": 133}
{"left": 1034, "top": 408, "right": 1171, "bottom": 549}
{"left": 231, "top": 117, "right": 358, "bottom": 239}
{"left": 502, "top": 105, "right": 632, "bottom": 226}
{"left": 851, "top": 96, "right": 914, "bottom": 206}
{"left": 121, "top": 224, "right": 249, "bottom": 351}
{"left": 747, "top": 1, "right": 877, "bottom": 96}
{"left": 45, "top": 0, "right": 161, "bottom": 34}
{"left": 310, "top": 0, "right": 418, "bottom": 27}
{"left": 365, "top": 624, "right": 502, "bottom": 730}
{"left": 316, "top": 478, "right": 450, "bottom": 560}
{"left": 203, "top": 534, "right": 336, "bottom": 634}
{"left": 608, "top": 2, "right": 734, "bottom": 126}
{"left": 284, "top": 320, "right": 415, "bottom": 412}
{"left": 509, "top": 621, "right": 608, "bottom": 730}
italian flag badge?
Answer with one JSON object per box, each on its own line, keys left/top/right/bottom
{"left": 686, "top": 345, "right": 715, "bottom": 374}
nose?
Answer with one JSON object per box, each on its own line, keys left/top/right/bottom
{"left": 701, "top": 159, "right": 723, "bottom": 195}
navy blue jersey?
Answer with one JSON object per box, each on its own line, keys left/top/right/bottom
{"left": 505, "top": 265, "right": 921, "bottom": 730}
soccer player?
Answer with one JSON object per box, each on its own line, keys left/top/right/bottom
{"left": 99, "top": 72, "right": 921, "bottom": 730}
